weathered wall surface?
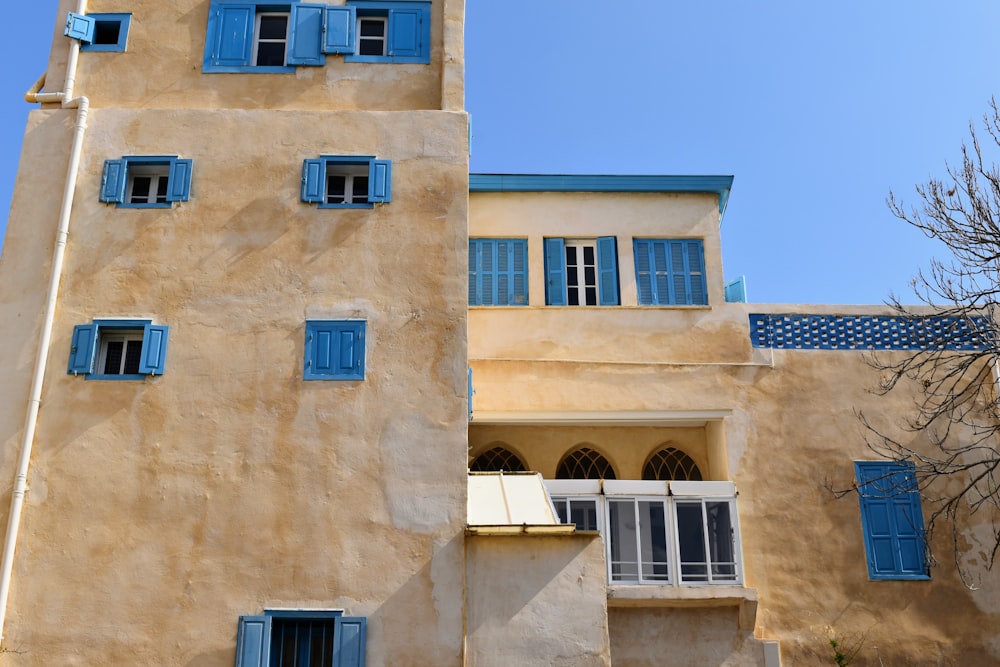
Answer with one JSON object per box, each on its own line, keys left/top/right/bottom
{"left": 466, "top": 534, "right": 611, "bottom": 667}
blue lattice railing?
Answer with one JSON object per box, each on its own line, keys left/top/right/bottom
{"left": 749, "top": 314, "right": 992, "bottom": 351}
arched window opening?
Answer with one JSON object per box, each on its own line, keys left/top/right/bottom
{"left": 556, "top": 447, "right": 617, "bottom": 480}
{"left": 470, "top": 446, "right": 527, "bottom": 472}
{"left": 643, "top": 447, "right": 703, "bottom": 481}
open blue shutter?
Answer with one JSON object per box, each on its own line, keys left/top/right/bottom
{"left": 855, "top": 462, "right": 928, "bottom": 579}
{"left": 510, "top": 239, "right": 528, "bottom": 305}
{"left": 302, "top": 159, "right": 325, "bottom": 202}
{"left": 166, "top": 159, "right": 192, "bottom": 202}
{"left": 65, "top": 12, "right": 96, "bottom": 42}
{"left": 634, "top": 240, "right": 653, "bottom": 305}
{"left": 596, "top": 236, "right": 619, "bottom": 305}
{"left": 332, "top": 617, "right": 367, "bottom": 667}
{"left": 211, "top": 4, "right": 254, "bottom": 67}
{"left": 468, "top": 367, "right": 474, "bottom": 421}
{"left": 386, "top": 8, "right": 422, "bottom": 58}
{"left": 725, "top": 276, "right": 747, "bottom": 303}
{"left": 686, "top": 240, "right": 707, "bottom": 305}
{"left": 369, "top": 160, "right": 391, "bottom": 203}
{"left": 323, "top": 6, "right": 357, "bottom": 54}
{"left": 139, "top": 324, "right": 169, "bottom": 375}
{"left": 99, "top": 160, "right": 126, "bottom": 203}
{"left": 287, "top": 4, "right": 326, "bottom": 66}
{"left": 544, "top": 238, "right": 566, "bottom": 305}
{"left": 68, "top": 324, "right": 98, "bottom": 374}
{"left": 234, "top": 615, "right": 271, "bottom": 667}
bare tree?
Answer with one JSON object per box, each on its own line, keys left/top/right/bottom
{"left": 862, "top": 99, "right": 1000, "bottom": 585}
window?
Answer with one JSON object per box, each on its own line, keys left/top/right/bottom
{"left": 544, "top": 237, "right": 619, "bottom": 306}
{"left": 99, "top": 156, "right": 192, "bottom": 208}
{"left": 468, "top": 239, "right": 528, "bottom": 306}
{"left": 469, "top": 446, "right": 527, "bottom": 472}
{"left": 633, "top": 239, "right": 707, "bottom": 306}
{"left": 235, "top": 611, "right": 367, "bottom": 667}
{"left": 345, "top": 1, "right": 431, "bottom": 64}
{"left": 855, "top": 461, "right": 929, "bottom": 580}
{"left": 203, "top": 1, "right": 427, "bottom": 72}
{"left": 65, "top": 12, "right": 132, "bottom": 52}
{"left": 67, "top": 320, "right": 169, "bottom": 379}
{"left": 556, "top": 447, "right": 617, "bottom": 480}
{"left": 643, "top": 447, "right": 703, "bottom": 481}
{"left": 301, "top": 157, "right": 391, "bottom": 208}
{"left": 304, "top": 320, "right": 366, "bottom": 380}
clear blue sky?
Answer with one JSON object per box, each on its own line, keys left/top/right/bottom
{"left": 3, "top": 2, "right": 1000, "bottom": 304}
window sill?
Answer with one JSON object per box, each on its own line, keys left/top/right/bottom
{"left": 85, "top": 374, "right": 149, "bottom": 381}
{"left": 607, "top": 585, "right": 758, "bottom": 629}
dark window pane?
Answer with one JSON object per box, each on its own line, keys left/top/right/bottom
{"left": 93, "top": 21, "right": 120, "bottom": 45}
{"left": 327, "top": 175, "right": 347, "bottom": 204}
{"left": 565, "top": 246, "right": 577, "bottom": 265}
{"left": 123, "top": 340, "right": 143, "bottom": 374}
{"left": 584, "top": 266, "right": 596, "bottom": 285}
{"left": 566, "top": 267, "right": 578, "bottom": 287}
{"left": 155, "top": 177, "right": 168, "bottom": 203}
{"left": 258, "top": 15, "right": 287, "bottom": 39}
{"left": 103, "top": 341, "right": 124, "bottom": 374}
{"left": 353, "top": 176, "right": 369, "bottom": 203}
{"left": 585, "top": 287, "right": 597, "bottom": 305}
{"left": 568, "top": 290, "right": 579, "bottom": 306}
{"left": 130, "top": 176, "right": 151, "bottom": 203}
{"left": 256, "top": 41, "right": 285, "bottom": 66}
{"left": 583, "top": 246, "right": 595, "bottom": 264}
{"left": 358, "top": 38, "right": 384, "bottom": 56}
{"left": 359, "top": 19, "right": 386, "bottom": 37}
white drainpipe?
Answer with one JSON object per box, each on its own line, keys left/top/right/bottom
{"left": 0, "top": 0, "right": 89, "bottom": 642}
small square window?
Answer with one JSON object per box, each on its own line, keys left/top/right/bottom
{"left": 301, "top": 156, "right": 392, "bottom": 208}
{"left": 345, "top": 1, "right": 431, "bottom": 64}
{"left": 68, "top": 320, "right": 169, "bottom": 379}
{"left": 357, "top": 16, "right": 387, "bottom": 56}
{"left": 66, "top": 12, "right": 132, "bottom": 53}
{"left": 100, "top": 156, "right": 192, "bottom": 208}
{"left": 304, "top": 320, "right": 366, "bottom": 380}
{"left": 544, "top": 237, "right": 620, "bottom": 306}
{"left": 253, "top": 11, "right": 289, "bottom": 66}
{"left": 326, "top": 166, "right": 369, "bottom": 205}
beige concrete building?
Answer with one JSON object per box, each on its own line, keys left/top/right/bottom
{"left": 0, "top": 1, "right": 998, "bottom": 666}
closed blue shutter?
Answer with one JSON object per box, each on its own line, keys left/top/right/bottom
{"left": 855, "top": 462, "right": 928, "bottom": 579}
{"left": 369, "top": 160, "right": 391, "bottom": 203}
{"left": 210, "top": 4, "right": 254, "bottom": 68}
{"left": 596, "top": 236, "right": 619, "bottom": 306}
{"left": 668, "top": 241, "right": 688, "bottom": 304}
{"left": 544, "top": 238, "right": 566, "bottom": 305}
{"left": 386, "top": 8, "right": 422, "bottom": 58}
{"left": 287, "top": 4, "right": 326, "bottom": 66}
{"left": 634, "top": 240, "right": 654, "bottom": 305}
{"left": 495, "top": 240, "right": 512, "bottom": 305}
{"left": 305, "top": 321, "right": 365, "bottom": 380}
{"left": 332, "top": 617, "right": 367, "bottom": 667}
{"left": 166, "top": 159, "right": 192, "bottom": 202}
{"left": 468, "top": 240, "right": 480, "bottom": 305}
{"left": 64, "top": 12, "right": 96, "bottom": 42}
{"left": 686, "top": 240, "right": 707, "bottom": 305}
{"left": 725, "top": 276, "right": 747, "bottom": 303}
{"left": 234, "top": 615, "right": 271, "bottom": 667}
{"left": 99, "top": 160, "right": 126, "bottom": 203}
{"left": 323, "top": 6, "right": 357, "bottom": 54}
{"left": 469, "top": 239, "right": 493, "bottom": 306}
{"left": 652, "top": 241, "right": 670, "bottom": 304}
{"left": 67, "top": 324, "right": 98, "bottom": 374}
{"left": 301, "top": 159, "right": 325, "bottom": 203}
{"left": 509, "top": 239, "right": 528, "bottom": 305}
{"left": 139, "top": 324, "right": 169, "bottom": 375}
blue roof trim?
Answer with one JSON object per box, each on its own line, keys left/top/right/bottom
{"left": 468, "top": 174, "right": 733, "bottom": 214}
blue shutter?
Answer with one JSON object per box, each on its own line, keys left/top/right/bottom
{"left": 332, "top": 617, "right": 367, "bottom": 667}
{"left": 323, "top": 6, "right": 357, "bottom": 54}
{"left": 686, "top": 240, "right": 707, "bottom": 305}
{"left": 305, "top": 321, "right": 365, "bottom": 380}
{"left": 99, "top": 160, "right": 126, "bottom": 204}
{"left": 234, "top": 615, "right": 271, "bottom": 667}
{"left": 166, "top": 159, "right": 192, "bottom": 202}
{"left": 468, "top": 240, "right": 481, "bottom": 305}
{"left": 544, "top": 238, "right": 566, "bottom": 306}
{"left": 67, "top": 324, "right": 98, "bottom": 375}
{"left": 468, "top": 367, "right": 474, "bottom": 421}
{"left": 65, "top": 12, "right": 96, "bottom": 42}
{"left": 139, "top": 324, "right": 169, "bottom": 375}
{"left": 209, "top": 4, "right": 254, "bottom": 68}
{"left": 287, "top": 4, "right": 326, "bottom": 66}
{"left": 386, "top": 8, "right": 422, "bottom": 59}
{"left": 509, "top": 239, "right": 528, "bottom": 305}
{"left": 495, "top": 240, "right": 512, "bottom": 305}
{"left": 667, "top": 241, "right": 688, "bottom": 304}
{"left": 855, "top": 462, "right": 928, "bottom": 580}
{"left": 633, "top": 240, "right": 654, "bottom": 305}
{"left": 596, "top": 236, "right": 619, "bottom": 306}
{"left": 725, "top": 276, "right": 747, "bottom": 303}
{"left": 652, "top": 241, "right": 670, "bottom": 304}
{"left": 369, "top": 160, "right": 391, "bottom": 203}
{"left": 302, "top": 159, "right": 325, "bottom": 203}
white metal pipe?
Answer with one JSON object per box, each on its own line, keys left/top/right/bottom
{"left": 0, "top": 0, "right": 89, "bottom": 642}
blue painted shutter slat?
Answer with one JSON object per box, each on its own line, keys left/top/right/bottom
{"left": 65, "top": 12, "right": 96, "bottom": 42}
{"left": 323, "top": 6, "right": 356, "bottom": 54}
{"left": 667, "top": 241, "right": 688, "bottom": 305}
{"left": 687, "top": 240, "right": 707, "bottom": 305}
{"left": 370, "top": 160, "right": 391, "bottom": 203}
{"left": 212, "top": 4, "right": 254, "bottom": 67}
{"left": 234, "top": 615, "right": 271, "bottom": 667}
{"left": 68, "top": 324, "right": 98, "bottom": 374}
{"left": 302, "top": 159, "right": 325, "bottom": 202}
{"left": 510, "top": 239, "right": 528, "bottom": 305}
{"left": 139, "top": 324, "right": 169, "bottom": 375}
{"left": 495, "top": 240, "right": 511, "bottom": 305}
{"left": 544, "top": 238, "right": 566, "bottom": 305}
{"left": 386, "top": 8, "right": 421, "bottom": 58}
{"left": 479, "top": 240, "right": 495, "bottom": 305}
{"left": 166, "top": 159, "right": 192, "bottom": 202}
{"left": 99, "top": 160, "right": 126, "bottom": 203}
{"left": 468, "top": 240, "right": 480, "bottom": 305}
{"left": 333, "top": 617, "right": 367, "bottom": 667}
{"left": 596, "top": 236, "right": 619, "bottom": 306}
{"left": 287, "top": 4, "right": 326, "bottom": 66}
{"left": 634, "top": 240, "right": 653, "bottom": 305}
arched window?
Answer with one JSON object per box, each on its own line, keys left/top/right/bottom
{"left": 556, "top": 447, "right": 617, "bottom": 480}
{"left": 642, "top": 447, "right": 703, "bottom": 481}
{"left": 469, "top": 446, "right": 527, "bottom": 472}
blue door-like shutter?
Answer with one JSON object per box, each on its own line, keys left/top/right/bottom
{"left": 596, "top": 236, "right": 619, "bottom": 306}
{"left": 544, "top": 238, "right": 566, "bottom": 305}
{"left": 287, "top": 4, "right": 326, "bottom": 66}
{"left": 332, "top": 617, "right": 367, "bottom": 667}
{"left": 139, "top": 324, "right": 169, "bottom": 375}
{"left": 323, "top": 6, "right": 356, "bottom": 54}
{"left": 724, "top": 276, "right": 747, "bottom": 303}
{"left": 509, "top": 239, "right": 528, "bottom": 305}
{"left": 166, "top": 159, "right": 193, "bottom": 202}
{"left": 301, "top": 159, "right": 325, "bottom": 202}
{"left": 634, "top": 240, "right": 654, "bottom": 305}
{"left": 369, "top": 160, "right": 391, "bottom": 203}
{"left": 855, "top": 462, "right": 928, "bottom": 579}
{"left": 234, "top": 615, "right": 271, "bottom": 667}
{"left": 65, "top": 12, "right": 96, "bottom": 42}
{"left": 99, "top": 160, "right": 126, "bottom": 203}
{"left": 386, "top": 8, "right": 422, "bottom": 58}
{"left": 211, "top": 4, "right": 254, "bottom": 67}
{"left": 67, "top": 324, "right": 98, "bottom": 374}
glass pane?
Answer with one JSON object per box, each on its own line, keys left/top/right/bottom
{"left": 103, "top": 341, "right": 124, "bottom": 374}
{"left": 706, "top": 501, "right": 737, "bottom": 580}
{"left": 639, "top": 500, "right": 669, "bottom": 581}
{"left": 570, "top": 499, "right": 599, "bottom": 531}
{"left": 358, "top": 38, "right": 384, "bottom": 56}
{"left": 256, "top": 41, "right": 285, "bottom": 66}
{"left": 566, "top": 266, "right": 579, "bottom": 287}
{"left": 155, "top": 176, "right": 169, "bottom": 203}
{"left": 258, "top": 15, "right": 287, "bottom": 39}
{"left": 676, "top": 501, "right": 707, "bottom": 582}
{"left": 359, "top": 18, "right": 386, "bottom": 37}
{"left": 585, "top": 287, "right": 597, "bottom": 305}
{"left": 130, "top": 176, "right": 151, "bottom": 203}
{"left": 123, "top": 340, "right": 143, "bottom": 374}
{"left": 552, "top": 498, "right": 569, "bottom": 524}
{"left": 584, "top": 266, "right": 596, "bottom": 286}
{"left": 352, "top": 176, "right": 369, "bottom": 203}
{"left": 327, "top": 175, "right": 347, "bottom": 204}
{"left": 608, "top": 499, "right": 638, "bottom": 581}
{"left": 565, "top": 246, "right": 577, "bottom": 265}
{"left": 583, "top": 246, "right": 595, "bottom": 264}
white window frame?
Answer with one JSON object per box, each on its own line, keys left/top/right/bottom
{"left": 98, "top": 328, "right": 145, "bottom": 376}
{"left": 356, "top": 15, "right": 388, "bottom": 57}
{"left": 125, "top": 164, "right": 170, "bottom": 205}
{"left": 564, "top": 239, "right": 599, "bottom": 306}
{"left": 325, "top": 164, "right": 370, "bottom": 205}
{"left": 253, "top": 11, "right": 290, "bottom": 66}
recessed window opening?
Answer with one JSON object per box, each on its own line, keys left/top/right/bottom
{"left": 357, "top": 16, "right": 387, "bottom": 56}
{"left": 92, "top": 19, "right": 122, "bottom": 45}
{"left": 126, "top": 165, "right": 169, "bottom": 205}
{"left": 326, "top": 165, "right": 369, "bottom": 205}
{"left": 551, "top": 497, "right": 601, "bottom": 531}
{"left": 272, "top": 616, "right": 336, "bottom": 666}
{"left": 254, "top": 12, "right": 289, "bottom": 66}
{"left": 469, "top": 446, "right": 527, "bottom": 472}
{"left": 99, "top": 329, "right": 144, "bottom": 375}
{"left": 556, "top": 447, "right": 617, "bottom": 480}
{"left": 643, "top": 447, "right": 703, "bottom": 481}
{"left": 565, "top": 240, "right": 598, "bottom": 306}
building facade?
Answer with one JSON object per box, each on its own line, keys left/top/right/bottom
{"left": 0, "top": 2, "right": 998, "bottom": 665}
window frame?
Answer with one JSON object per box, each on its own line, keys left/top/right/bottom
{"left": 304, "top": 320, "right": 367, "bottom": 381}
{"left": 65, "top": 12, "right": 132, "bottom": 52}
{"left": 301, "top": 156, "right": 392, "bottom": 208}
{"left": 633, "top": 238, "right": 708, "bottom": 306}
{"left": 468, "top": 238, "right": 529, "bottom": 306}
{"left": 544, "top": 237, "right": 619, "bottom": 306}
{"left": 344, "top": 1, "right": 431, "bottom": 64}
{"left": 99, "top": 156, "right": 192, "bottom": 208}
{"left": 855, "top": 461, "right": 930, "bottom": 580}
{"left": 235, "top": 610, "right": 367, "bottom": 667}
{"left": 68, "top": 319, "right": 169, "bottom": 380}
